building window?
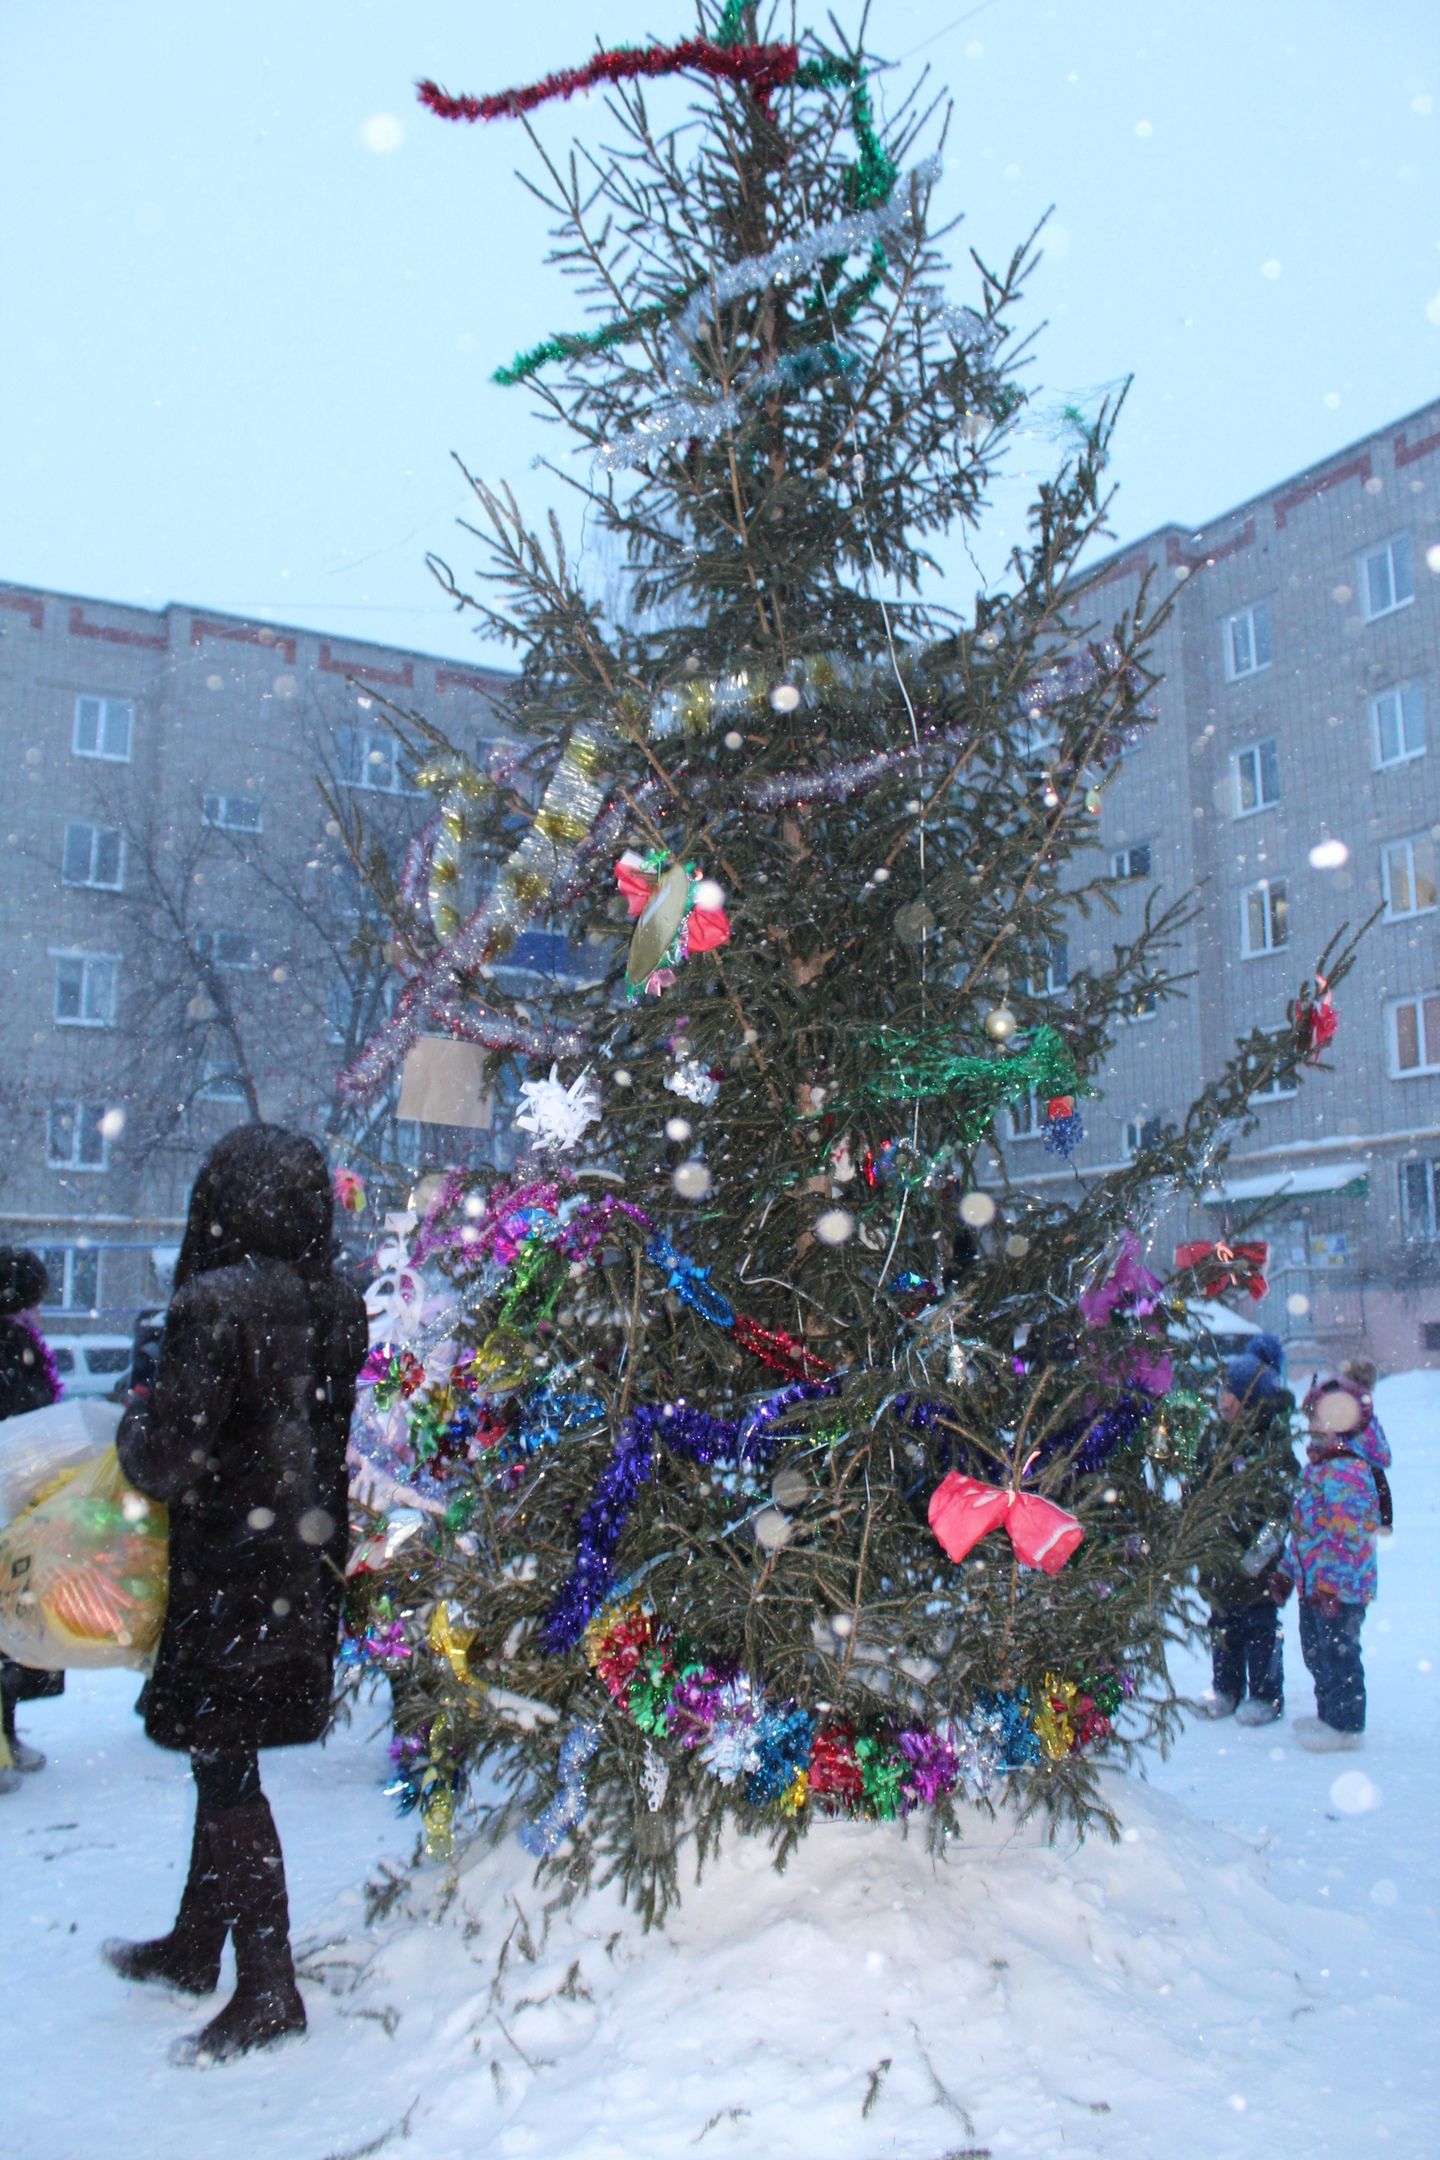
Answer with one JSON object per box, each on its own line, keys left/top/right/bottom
{"left": 197, "top": 1041, "right": 248, "bottom": 1102}
{"left": 1025, "top": 938, "right": 1070, "bottom": 998}
{"left": 1401, "top": 1159, "right": 1440, "bottom": 1242}
{"left": 1390, "top": 992, "right": 1440, "bottom": 1077}
{"left": 1005, "top": 1092, "right": 1044, "bottom": 1141}
{"left": 47, "top": 1101, "right": 110, "bottom": 1171}
{"left": 38, "top": 1244, "right": 101, "bottom": 1313}
{"left": 337, "top": 725, "right": 416, "bottom": 794}
{"left": 1123, "top": 1115, "right": 1164, "bottom": 1159}
{"left": 194, "top": 930, "right": 259, "bottom": 970}
{"left": 1359, "top": 534, "right": 1414, "bottom": 623}
{"left": 1110, "top": 843, "right": 1152, "bottom": 882}
{"left": 202, "top": 793, "right": 263, "bottom": 832}
{"left": 53, "top": 952, "right": 118, "bottom": 1027}
{"left": 1253, "top": 1030, "right": 1298, "bottom": 1100}
{"left": 1233, "top": 738, "right": 1280, "bottom": 815}
{"left": 1371, "top": 682, "right": 1426, "bottom": 769}
{"left": 62, "top": 820, "right": 124, "bottom": 891}
{"left": 1224, "top": 601, "right": 1272, "bottom": 682}
{"left": 1240, "top": 879, "right": 1288, "bottom": 957}
{"left": 73, "top": 695, "right": 134, "bottom": 762}
{"left": 1382, "top": 833, "right": 1438, "bottom": 921}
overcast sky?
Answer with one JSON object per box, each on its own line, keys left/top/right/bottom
{"left": 2, "top": 1, "right": 1436, "bottom": 662}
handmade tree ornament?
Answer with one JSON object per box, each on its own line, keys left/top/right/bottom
{"left": 617, "top": 852, "right": 731, "bottom": 997}
{"left": 1175, "top": 1239, "right": 1269, "bottom": 1301}
{"left": 928, "top": 1471, "right": 1084, "bottom": 1576}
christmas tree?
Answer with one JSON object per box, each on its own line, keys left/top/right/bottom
{"left": 336, "top": 3, "right": 1355, "bottom": 1918}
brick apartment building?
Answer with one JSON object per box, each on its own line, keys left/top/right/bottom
{"left": 2, "top": 398, "right": 1437, "bottom": 1366}
{"left": 1019, "top": 396, "right": 1440, "bottom": 1370}
{"left": 0, "top": 586, "right": 510, "bottom": 1341}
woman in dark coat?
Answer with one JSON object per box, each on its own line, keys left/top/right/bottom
{"left": 0, "top": 1246, "right": 65, "bottom": 1792}
{"left": 104, "top": 1127, "right": 367, "bottom": 2064}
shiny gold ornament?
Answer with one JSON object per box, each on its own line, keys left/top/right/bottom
{"left": 984, "top": 1005, "right": 1018, "bottom": 1042}
{"left": 427, "top": 1602, "right": 477, "bottom": 1686}
{"left": 468, "top": 1327, "right": 532, "bottom": 1393}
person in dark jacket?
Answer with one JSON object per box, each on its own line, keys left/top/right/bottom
{"left": 0, "top": 1246, "right": 66, "bottom": 1793}
{"left": 1199, "top": 1332, "right": 1297, "bottom": 1725}
{"left": 103, "top": 1127, "right": 367, "bottom": 2064}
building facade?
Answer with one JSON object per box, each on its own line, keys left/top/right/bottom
{"left": 0, "top": 583, "right": 510, "bottom": 1341}
{"left": 1022, "top": 397, "right": 1440, "bottom": 1369}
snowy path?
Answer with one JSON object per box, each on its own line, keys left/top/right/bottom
{"left": 8, "top": 1374, "right": 1438, "bottom": 2159}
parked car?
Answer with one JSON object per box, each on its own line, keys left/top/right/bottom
{"left": 46, "top": 1334, "right": 134, "bottom": 1397}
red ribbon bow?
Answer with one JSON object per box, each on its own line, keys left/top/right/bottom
{"left": 1175, "top": 1238, "right": 1269, "bottom": 1301}
{"left": 928, "top": 1471, "right": 1084, "bottom": 1576}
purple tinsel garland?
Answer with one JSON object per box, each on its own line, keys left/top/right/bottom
{"left": 541, "top": 1383, "right": 837, "bottom": 1654}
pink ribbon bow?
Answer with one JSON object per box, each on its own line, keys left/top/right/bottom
{"left": 928, "top": 1471, "right": 1084, "bottom": 1576}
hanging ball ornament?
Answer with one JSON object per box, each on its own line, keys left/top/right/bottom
{"left": 1085, "top": 786, "right": 1104, "bottom": 815}
{"left": 984, "top": 1005, "right": 1018, "bottom": 1042}
{"left": 770, "top": 683, "right": 802, "bottom": 714}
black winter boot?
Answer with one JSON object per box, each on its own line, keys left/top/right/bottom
{"left": 173, "top": 1796, "right": 306, "bottom": 2064}
{"left": 102, "top": 1804, "right": 227, "bottom": 1995}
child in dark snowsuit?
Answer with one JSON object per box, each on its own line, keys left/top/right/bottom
{"left": 1202, "top": 1333, "right": 1296, "bottom": 1726}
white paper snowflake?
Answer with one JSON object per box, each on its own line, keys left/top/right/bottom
{"left": 513, "top": 1064, "right": 601, "bottom": 1153}
{"left": 664, "top": 1056, "right": 719, "bottom": 1108}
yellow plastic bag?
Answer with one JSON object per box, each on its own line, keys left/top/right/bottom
{"left": 0, "top": 1444, "right": 167, "bottom": 1671}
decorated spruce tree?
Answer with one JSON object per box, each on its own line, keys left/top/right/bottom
{"left": 336, "top": 3, "right": 1353, "bottom": 1915}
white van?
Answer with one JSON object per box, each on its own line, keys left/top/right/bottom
{"left": 46, "top": 1335, "right": 133, "bottom": 1397}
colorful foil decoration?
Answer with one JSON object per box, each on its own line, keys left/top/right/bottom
{"left": 616, "top": 851, "right": 731, "bottom": 998}
{"left": 518, "top": 1718, "right": 602, "bottom": 1858}
{"left": 1043, "top": 1094, "right": 1084, "bottom": 1158}
{"left": 579, "top": 1597, "right": 1105, "bottom": 1824}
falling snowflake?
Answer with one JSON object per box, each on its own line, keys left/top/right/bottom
{"left": 513, "top": 1064, "right": 601, "bottom": 1153}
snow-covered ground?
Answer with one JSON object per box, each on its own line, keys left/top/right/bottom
{"left": 9, "top": 1373, "right": 1439, "bottom": 2159}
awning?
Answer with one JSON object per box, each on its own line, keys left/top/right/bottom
{"left": 1177, "top": 1297, "right": 1263, "bottom": 1340}
{"left": 1203, "top": 1163, "right": 1368, "bottom": 1205}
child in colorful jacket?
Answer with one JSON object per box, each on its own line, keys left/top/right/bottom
{"left": 1270, "top": 1371, "right": 1391, "bottom": 1752}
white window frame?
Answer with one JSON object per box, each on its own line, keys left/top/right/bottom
{"left": 1252, "top": 1028, "right": 1298, "bottom": 1101}
{"left": 1109, "top": 843, "right": 1152, "bottom": 882}
{"left": 1400, "top": 1158, "right": 1440, "bottom": 1243}
{"left": 1240, "top": 878, "right": 1288, "bottom": 959}
{"left": 1233, "top": 738, "right": 1280, "bottom": 816}
{"left": 1381, "top": 833, "right": 1438, "bottom": 923}
{"left": 1004, "top": 1091, "right": 1045, "bottom": 1141}
{"left": 53, "top": 950, "right": 119, "bottom": 1027}
{"left": 1025, "top": 938, "right": 1070, "bottom": 999}
{"left": 72, "top": 694, "right": 134, "bottom": 762}
{"left": 37, "top": 1243, "right": 101, "bottom": 1313}
{"left": 1389, "top": 992, "right": 1440, "bottom": 1078}
{"left": 1370, "top": 682, "right": 1426, "bottom": 770}
{"left": 47, "top": 1100, "right": 110, "bottom": 1172}
{"left": 337, "top": 724, "right": 418, "bottom": 796}
{"left": 202, "top": 792, "right": 264, "bottom": 833}
{"left": 1122, "top": 1114, "right": 1163, "bottom": 1160}
{"left": 1359, "top": 534, "right": 1414, "bottom": 623}
{"left": 194, "top": 929, "right": 259, "bottom": 971}
{"left": 62, "top": 819, "right": 125, "bottom": 891}
{"left": 1223, "top": 601, "right": 1272, "bottom": 683}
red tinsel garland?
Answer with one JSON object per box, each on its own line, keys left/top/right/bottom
{"left": 731, "top": 1313, "right": 835, "bottom": 1384}
{"left": 417, "top": 39, "right": 801, "bottom": 126}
